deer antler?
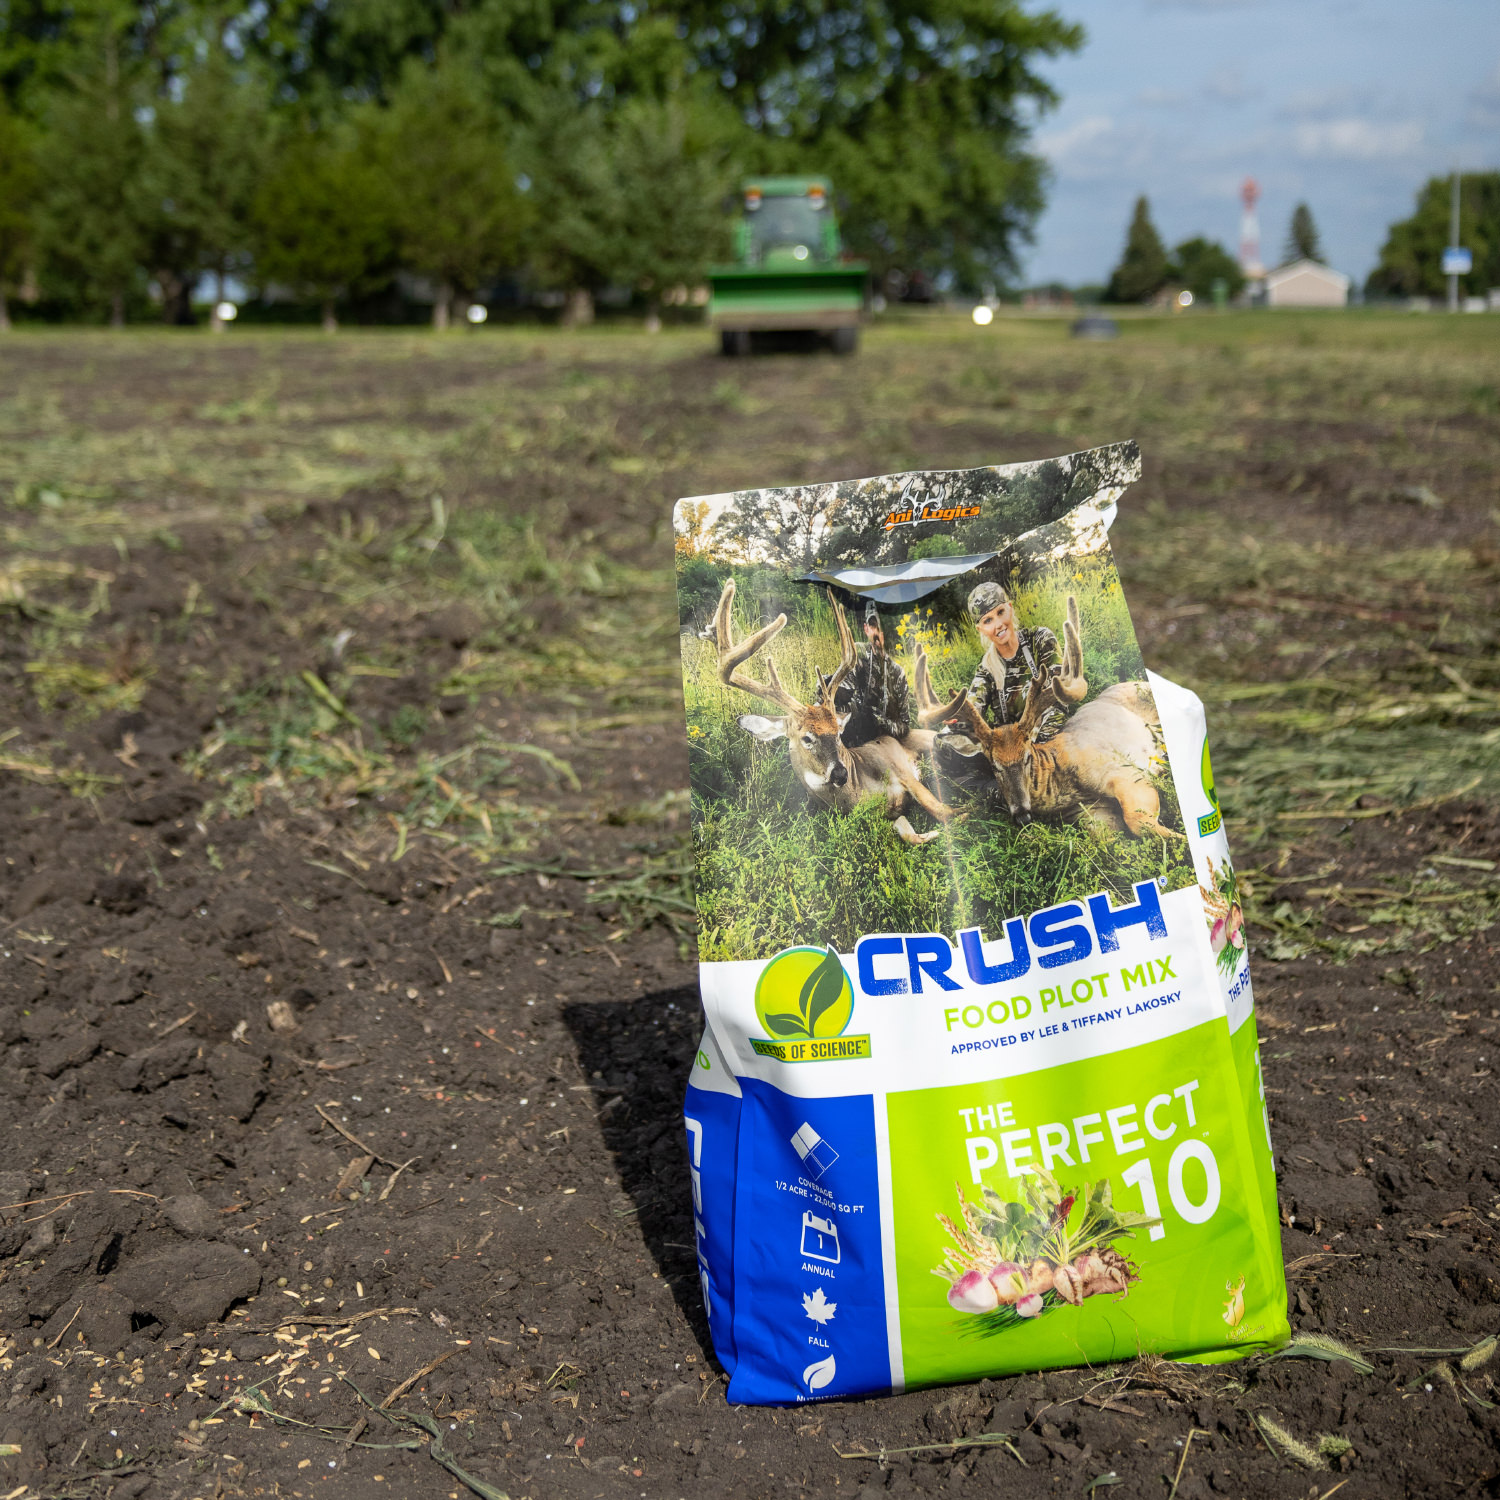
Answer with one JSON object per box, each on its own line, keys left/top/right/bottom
{"left": 913, "top": 642, "right": 970, "bottom": 727}
{"left": 1013, "top": 593, "right": 1088, "bottom": 737}
{"left": 1016, "top": 665, "right": 1059, "bottom": 741}
{"left": 713, "top": 580, "right": 801, "bottom": 711}
{"left": 819, "top": 588, "right": 858, "bottom": 704}
{"left": 1054, "top": 594, "right": 1087, "bottom": 703}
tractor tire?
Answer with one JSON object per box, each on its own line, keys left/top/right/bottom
{"left": 829, "top": 326, "right": 859, "bottom": 355}
{"left": 720, "top": 329, "right": 751, "bottom": 357}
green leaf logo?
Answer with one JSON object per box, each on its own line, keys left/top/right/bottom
{"left": 754, "top": 944, "right": 854, "bottom": 1043}
{"left": 764, "top": 1012, "right": 808, "bottom": 1038}
{"left": 802, "top": 948, "right": 845, "bottom": 1034}
{"left": 1201, "top": 737, "right": 1219, "bottom": 812}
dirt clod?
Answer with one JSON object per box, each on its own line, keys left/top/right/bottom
{"left": 160, "top": 1194, "right": 220, "bottom": 1239}
{"left": 112, "top": 1244, "right": 262, "bottom": 1330}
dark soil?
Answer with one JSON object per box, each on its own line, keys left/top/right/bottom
{"left": 1, "top": 327, "right": 1499, "bottom": 1500}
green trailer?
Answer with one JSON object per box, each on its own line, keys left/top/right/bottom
{"left": 710, "top": 177, "right": 868, "bottom": 355}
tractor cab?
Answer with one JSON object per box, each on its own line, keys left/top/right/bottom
{"left": 710, "top": 178, "right": 867, "bottom": 354}
{"left": 734, "top": 180, "right": 841, "bottom": 267}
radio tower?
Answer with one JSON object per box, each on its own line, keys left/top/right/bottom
{"left": 1239, "top": 177, "right": 1264, "bottom": 279}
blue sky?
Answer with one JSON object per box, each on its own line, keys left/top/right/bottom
{"left": 1022, "top": 0, "right": 1500, "bottom": 286}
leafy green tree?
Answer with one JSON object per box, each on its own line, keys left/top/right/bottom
{"left": 7, "top": 0, "right": 1084, "bottom": 314}
{"left": 144, "top": 44, "right": 269, "bottom": 327}
{"left": 1171, "top": 237, "right": 1245, "bottom": 303}
{"left": 0, "top": 99, "right": 39, "bottom": 329}
{"left": 1367, "top": 173, "right": 1500, "bottom": 300}
{"left": 520, "top": 97, "right": 622, "bottom": 326}
{"left": 238, "top": 0, "right": 577, "bottom": 119}
{"left": 34, "top": 28, "right": 146, "bottom": 325}
{"left": 610, "top": 94, "right": 734, "bottom": 327}
{"left": 1104, "top": 196, "right": 1169, "bottom": 304}
{"left": 379, "top": 56, "right": 530, "bottom": 328}
{"left": 681, "top": 0, "right": 1082, "bottom": 289}
{"left": 242, "top": 0, "right": 1080, "bottom": 291}
{"left": 252, "top": 115, "right": 392, "bottom": 331}
{"left": 1282, "top": 202, "right": 1323, "bottom": 264}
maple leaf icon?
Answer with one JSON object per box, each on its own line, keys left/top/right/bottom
{"left": 802, "top": 1288, "right": 837, "bottom": 1325}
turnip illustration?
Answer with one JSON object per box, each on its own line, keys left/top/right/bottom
{"left": 1201, "top": 855, "right": 1246, "bottom": 974}
{"left": 987, "top": 1261, "right": 1026, "bottom": 1304}
{"left": 933, "top": 1169, "right": 1157, "bottom": 1336}
{"left": 947, "top": 1270, "right": 999, "bottom": 1314}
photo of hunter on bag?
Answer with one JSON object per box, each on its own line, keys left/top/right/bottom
{"left": 676, "top": 442, "right": 1197, "bottom": 963}
{"left": 675, "top": 442, "right": 1287, "bottom": 1406}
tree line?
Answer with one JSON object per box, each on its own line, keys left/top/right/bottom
{"left": 1103, "top": 181, "right": 1500, "bottom": 306}
{"left": 0, "top": 0, "right": 1083, "bottom": 328}
{"left": 1102, "top": 196, "right": 1326, "bottom": 305}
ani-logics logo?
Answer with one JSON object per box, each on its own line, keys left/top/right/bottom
{"left": 881, "top": 500, "right": 981, "bottom": 532}
{"left": 750, "top": 946, "right": 871, "bottom": 1063}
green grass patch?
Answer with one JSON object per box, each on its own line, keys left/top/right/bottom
{"left": 0, "top": 318, "right": 1494, "bottom": 957}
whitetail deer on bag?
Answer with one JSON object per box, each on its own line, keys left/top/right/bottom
{"left": 712, "top": 580, "right": 954, "bottom": 846}
{"left": 915, "top": 595, "right": 1183, "bottom": 841}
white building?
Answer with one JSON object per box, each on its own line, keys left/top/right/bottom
{"left": 1264, "top": 259, "right": 1351, "bottom": 308}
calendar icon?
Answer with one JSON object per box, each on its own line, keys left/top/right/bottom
{"left": 800, "top": 1211, "right": 840, "bottom": 1264}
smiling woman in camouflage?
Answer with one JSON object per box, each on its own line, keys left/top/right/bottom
{"left": 966, "top": 581, "right": 1066, "bottom": 742}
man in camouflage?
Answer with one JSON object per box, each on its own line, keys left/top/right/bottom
{"left": 966, "top": 580, "right": 1066, "bottom": 742}
{"left": 834, "top": 599, "right": 913, "bottom": 748}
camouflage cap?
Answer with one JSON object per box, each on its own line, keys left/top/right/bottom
{"left": 863, "top": 598, "right": 880, "bottom": 626}
{"left": 967, "top": 581, "right": 1010, "bottom": 619}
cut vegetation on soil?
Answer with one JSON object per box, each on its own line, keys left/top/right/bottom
{"left": 0, "top": 313, "right": 1497, "bottom": 1497}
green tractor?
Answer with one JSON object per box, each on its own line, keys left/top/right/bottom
{"left": 709, "top": 177, "right": 868, "bottom": 355}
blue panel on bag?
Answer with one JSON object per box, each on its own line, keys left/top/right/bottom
{"left": 724, "top": 1081, "right": 890, "bottom": 1404}
{"left": 684, "top": 1081, "right": 743, "bottom": 1376}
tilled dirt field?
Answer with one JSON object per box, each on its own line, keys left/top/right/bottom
{"left": 1, "top": 322, "right": 1498, "bottom": 1500}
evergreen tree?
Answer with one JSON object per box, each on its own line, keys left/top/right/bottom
{"left": 34, "top": 29, "right": 147, "bottom": 325}
{"left": 610, "top": 94, "right": 734, "bottom": 328}
{"left": 1171, "top": 237, "right": 1245, "bottom": 303}
{"left": 520, "top": 97, "right": 622, "bottom": 326}
{"left": 251, "top": 115, "right": 392, "bottom": 331}
{"left": 1283, "top": 202, "right": 1323, "bottom": 264}
{"left": 1105, "top": 196, "right": 1169, "bottom": 304}
{"left": 144, "top": 45, "right": 270, "bottom": 327}
{"left": 1366, "top": 173, "right": 1500, "bottom": 300}
{"left": 378, "top": 55, "right": 530, "bottom": 328}
{"left": 0, "top": 99, "right": 38, "bottom": 330}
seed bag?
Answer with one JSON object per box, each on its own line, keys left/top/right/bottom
{"left": 674, "top": 441, "right": 1287, "bottom": 1405}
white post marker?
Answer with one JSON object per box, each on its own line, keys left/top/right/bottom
{"left": 1445, "top": 170, "right": 1467, "bottom": 313}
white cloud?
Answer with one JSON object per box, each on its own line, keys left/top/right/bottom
{"left": 1279, "top": 84, "right": 1393, "bottom": 122}
{"left": 1137, "top": 70, "right": 1257, "bottom": 109}
{"left": 1035, "top": 115, "right": 1125, "bottom": 175}
{"left": 1293, "top": 118, "right": 1425, "bottom": 160}
{"left": 1203, "top": 67, "right": 1257, "bottom": 104}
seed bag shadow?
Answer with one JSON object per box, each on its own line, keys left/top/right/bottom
{"left": 562, "top": 987, "right": 714, "bottom": 1351}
